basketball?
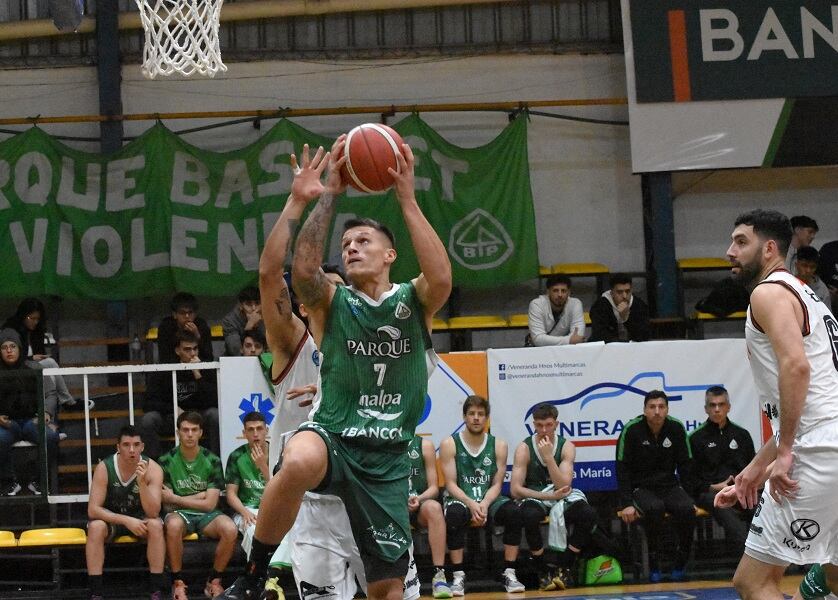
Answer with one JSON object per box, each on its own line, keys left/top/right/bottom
{"left": 339, "top": 123, "right": 405, "bottom": 193}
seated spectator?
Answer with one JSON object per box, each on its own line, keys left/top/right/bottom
{"left": 616, "top": 390, "right": 695, "bottom": 583}
{"left": 3, "top": 297, "right": 76, "bottom": 416}
{"left": 85, "top": 425, "right": 166, "bottom": 600}
{"left": 140, "top": 330, "right": 219, "bottom": 459}
{"left": 589, "top": 273, "right": 650, "bottom": 343}
{"left": 225, "top": 412, "right": 270, "bottom": 557}
{"left": 510, "top": 403, "right": 602, "bottom": 591}
{"left": 0, "top": 328, "right": 59, "bottom": 495}
{"left": 222, "top": 286, "right": 265, "bottom": 356}
{"left": 407, "top": 433, "right": 450, "bottom": 598}
{"left": 527, "top": 275, "right": 586, "bottom": 346}
{"left": 241, "top": 329, "right": 267, "bottom": 357}
{"left": 688, "top": 386, "right": 755, "bottom": 553}
{"left": 156, "top": 292, "right": 214, "bottom": 364}
{"left": 818, "top": 240, "right": 838, "bottom": 313}
{"left": 160, "top": 412, "right": 237, "bottom": 600}
{"left": 794, "top": 246, "right": 831, "bottom": 305}
{"left": 784, "top": 215, "right": 819, "bottom": 270}
{"left": 440, "top": 395, "right": 526, "bottom": 595}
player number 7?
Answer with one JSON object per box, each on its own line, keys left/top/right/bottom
{"left": 373, "top": 363, "right": 387, "bottom": 386}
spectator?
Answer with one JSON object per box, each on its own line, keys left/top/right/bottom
{"left": 222, "top": 286, "right": 265, "bottom": 357}
{"left": 156, "top": 292, "right": 214, "bottom": 364}
{"left": 140, "top": 330, "right": 219, "bottom": 459}
{"left": 85, "top": 425, "right": 166, "bottom": 600}
{"left": 794, "top": 246, "right": 831, "bottom": 305}
{"left": 510, "top": 403, "right": 602, "bottom": 591}
{"left": 819, "top": 239, "right": 838, "bottom": 313}
{"left": 589, "top": 274, "right": 650, "bottom": 343}
{"left": 225, "top": 411, "right": 270, "bottom": 557}
{"left": 527, "top": 275, "right": 586, "bottom": 346}
{"left": 0, "top": 328, "right": 59, "bottom": 495}
{"left": 616, "top": 390, "right": 695, "bottom": 583}
{"left": 688, "top": 386, "right": 755, "bottom": 552}
{"left": 440, "top": 395, "right": 526, "bottom": 595}
{"left": 159, "top": 412, "right": 237, "bottom": 600}
{"left": 241, "top": 329, "right": 267, "bottom": 357}
{"left": 407, "top": 433, "right": 450, "bottom": 598}
{"left": 3, "top": 297, "right": 76, "bottom": 414}
{"left": 784, "top": 215, "right": 819, "bottom": 270}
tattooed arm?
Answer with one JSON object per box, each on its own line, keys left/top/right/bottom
{"left": 291, "top": 135, "right": 347, "bottom": 345}
{"left": 259, "top": 144, "right": 328, "bottom": 377}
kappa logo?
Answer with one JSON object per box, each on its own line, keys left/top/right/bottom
{"left": 790, "top": 518, "right": 820, "bottom": 541}
{"left": 448, "top": 208, "right": 514, "bottom": 271}
{"left": 482, "top": 455, "right": 493, "bottom": 467}
{"left": 395, "top": 301, "right": 412, "bottom": 320}
{"left": 662, "top": 437, "right": 672, "bottom": 448}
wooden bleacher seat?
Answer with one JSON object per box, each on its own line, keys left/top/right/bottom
{"left": 0, "top": 530, "right": 17, "bottom": 548}
{"left": 146, "top": 327, "right": 159, "bottom": 341}
{"left": 447, "top": 315, "right": 508, "bottom": 330}
{"left": 539, "top": 265, "right": 551, "bottom": 276}
{"left": 210, "top": 324, "right": 223, "bottom": 338}
{"left": 431, "top": 318, "right": 448, "bottom": 331}
{"left": 677, "top": 257, "right": 731, "bottom": 271}
{"left": 549, "top": 262, "right": 609, "bottom": 276}
{"left": 18, "top": 528, "right": 87, "bottom": 547}
{"left": 694, "top": 311, "right": 747, "bottom": 320}
{"left": 508, "top": 313, "right": 592, "bottom": 328}
{"left": 147, "top": 325, "right": 225, "bottom": 341}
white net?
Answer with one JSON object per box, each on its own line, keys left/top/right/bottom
{"left": 134, "top": 0, "right": 227, "bottom": 79}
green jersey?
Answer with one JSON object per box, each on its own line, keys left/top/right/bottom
{"left": 103, "top": 453, "right": 148, "bottom": 518}
{"left": 225, "top": 443, "right": 267, "bottom": 509}
{"left": 523, "top": 434, "right": 566, "bottom": 491}
{"left": 159, "top": 446, "right": 224, "bottom": 514}
{"left": 451, "top": 432, "right": 499, "bottom": 502}
{"left": 407, "top": 435, "right": 428, "bottom": 496}
{"left": 314, "top": 283, "right": 434, "bottom": 449}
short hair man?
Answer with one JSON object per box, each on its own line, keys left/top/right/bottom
{"left": 156, "top": 292, "right": 214, "bottom": 364}
{"left": 440, "top": 395, "right": 526, "bottom": 595}
{"left": 140, "top": 330, "right": 219, "bottom": 459}
{"left": 159, "top": 412, "right": 237, "bottom": 600}
{"left": 527, "top": 275, "right": 586, "bottom": 346}
{"left": 616, "top": 390, "right": 695, "bottom": 583}
{"left": 785, "top": 215, "right": 819, "bottom": 270}
{"left": 510, "top": 403, "right": 598, "bottom": 591}
{"left": 222, "top": 286, "right": 266, "bottom": 356}
{"left": 85, "top": 426, "right": 166, "bottom": 600}
{"left": 589, "top": 274, "right": 650, "bottom": 343}
{"left": 241, "top": 329, "right": 267, "bottom": 357}
{"left": 688, "top": 386, "right": 755, "bottom": 551}
{"left": 714, "top": 209, "right": 838, "bottom": 600}
{"left": 225, "top": 411, "right": 270, "bottom": 557}
{"left": 794, "top": 246, "right": 831, "bottom": 305}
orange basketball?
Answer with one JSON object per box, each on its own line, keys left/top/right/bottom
{"left": 339, "top": 123, "right": 405, "bottom": 193}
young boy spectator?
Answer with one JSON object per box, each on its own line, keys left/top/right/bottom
{"left": 159, "top": 412, "right": 237, "bottom": 600}
{"left": 85, "top": 426, "right": 166, "bottom": 600}
{"left": 222, "top": 286, "right": 265, "bottom": 356}
{"left": 794, "top": 246, "right": 831, "bottom": 305}
{"left": 156, "top": 293, "right": 214, "bottom": 364}
{"left": 241, "top": 329, "right": 267, "bottom": 357}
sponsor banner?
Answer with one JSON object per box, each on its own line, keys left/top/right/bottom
{"left": 0, "top": 114, "right": 537, "bottom": 299}
{"left": 488, "top": 340, "right": 762, "bottom": 492}
{"left": 218, "top": 353, "right": 476, "bottom": 465}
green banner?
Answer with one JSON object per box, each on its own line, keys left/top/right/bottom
{"left": 0, "top": 114, "right": 538, "bottom": 299}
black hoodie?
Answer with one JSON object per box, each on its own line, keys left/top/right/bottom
{"left": 0, "top": 328, "right": 39, "bottom": 421}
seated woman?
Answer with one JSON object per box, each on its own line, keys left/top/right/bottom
{"left": 0, "top": 328, "right": 60, "bottom": 496}
{"left": 3, "top": 298, "right": 77, "bottom": 418}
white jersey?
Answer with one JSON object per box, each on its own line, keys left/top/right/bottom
{"left": 745, "top": 269, "right": 838, "bottom": 437}
{"left": 269, "top": 332, "right": 321, "bottom": 468}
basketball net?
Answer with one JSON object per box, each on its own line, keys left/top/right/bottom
{"left": 134, "top": 0, "right": 227, "bottom": 79}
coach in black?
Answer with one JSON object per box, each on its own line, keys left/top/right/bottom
{"left": 688, "top": 386, "right": 755, "bottom": 551}
{"left": 616, "top": 390, "right": 695, "bottom": 583}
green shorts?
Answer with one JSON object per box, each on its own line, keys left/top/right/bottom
{"left": 167, "top": 509, "right": 224, "bottom": 536}
{"left": 300, "top": 422, "right": 412, "bottom": 565}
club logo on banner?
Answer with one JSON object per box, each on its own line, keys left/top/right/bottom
{"left": 488, "top": 340, "right": 761, "bottom": 491}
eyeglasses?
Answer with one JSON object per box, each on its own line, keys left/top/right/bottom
{"left": 0, "top": 343, "right": 17, "bottom": 351}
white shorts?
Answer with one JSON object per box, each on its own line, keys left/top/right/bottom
{"left": 745, "top": 423, "right": 838, "bottom": 566}
{"left": 233, "top": 509, "right": 258, "bottom": 557}
{"left": 278, "top": 492, "right": 419, "bottom": 600}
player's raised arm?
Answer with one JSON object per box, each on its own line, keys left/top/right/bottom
{"left": 292, "top": 136, "right": 347, "bottom": 327}
{"left": 259, "top": 144, "right": 327, "bottom": 369}
{"left": 390, "top": 144, "right": 452, "bottom": 324}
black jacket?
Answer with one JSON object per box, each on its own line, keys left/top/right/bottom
{"left": 589, "top": 296, "right": 651, "bottom": 343}
{"left": 0, "top": 364, "right": 39, "bottom": 421}
{"left": 616, "top": 415, "right": 693, "bottom": 507}
{"left": 143, "top": 368, "right": 218, "bottom": 414}
{"left": 156, "top": 316, "right": 214, "bottom": 364}
{"left": 688, "top": 418, "right": 755, "bottom": 497}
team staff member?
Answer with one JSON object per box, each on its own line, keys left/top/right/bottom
{"left": 616, "top": 390, "right": 695, "bottom": 583}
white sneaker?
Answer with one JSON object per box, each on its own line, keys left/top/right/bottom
{"left": 502, "top": 568, "right": 525, "bottom": 593}
{"left": 450, "top": 570, "right": 465, "bottom": 597}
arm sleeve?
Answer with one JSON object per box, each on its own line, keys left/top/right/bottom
{"left": 687, "top": 433, "right": 708, "bottom": 495}
{"left": 615, "top": 427, "right": 634, "bottom": 507}
{"left": 197, "top": 319, "right": 215, "bottom": 361}
{"left": 675, "top": 425, "right": 695, "bottom": 492}
{"left": 588, "top": 298, "right": 615, "bottom": 342}
{"left": 527, "top": 298, "right": 561, "bottom": 346}
{"left": 156, "top": 319, "right": 178, "bottom": 364}
{"left": 626, "top": 299, "right": 652, "bottom": 342}
{"left": 224, "top": 453, "right": 239, "bottom": 486}
{"left": 734, "top": 428, "right": 757, "bottom": 473}
{"left": 221, "top": 310, "right": 242, "bottom": 357}
{"left": 210, "top": 454, "right": 225, "bottom": 490}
